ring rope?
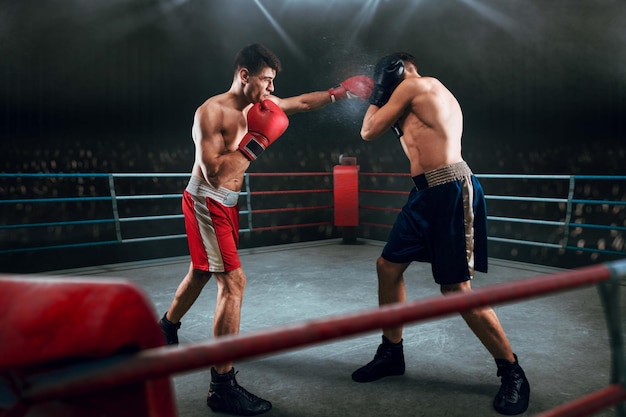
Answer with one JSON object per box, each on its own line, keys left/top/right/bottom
{"left": 22, "top": 261, "right": 624, "bottom": 409}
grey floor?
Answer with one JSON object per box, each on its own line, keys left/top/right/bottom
{"left": 55, "top": 239, "right": 624, "bottom": 417}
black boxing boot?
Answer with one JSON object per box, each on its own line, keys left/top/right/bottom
{"left": 207, "top": 367, "right": 272, "bottom": 416}
{"left": 159, "top": 313, "right": 181, "bottom": 345}
{"left": 493, "top": 354, "right": 530, "bottom": 415}
{"left": 352, "top": 335, "right": 405, "bottom": 383}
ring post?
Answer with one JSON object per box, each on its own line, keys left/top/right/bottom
{"left": 333, "top": 156, "right": 359, "bottom": 243}
{"left": 600, "top": 259, "right": 626, "bottom": 417}
{"left": 0, "top": 277, "right": 176, "bottom": 417}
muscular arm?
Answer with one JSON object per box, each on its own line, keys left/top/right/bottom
{"left": 193, "top": 103, "right": 250, "bottom": 189}
{"left": 360, "top": 80, "right": 414, "bottom": 140}
{"left": 267, "top": 75, "right": 373, "bottom": 116}
{"left": 267, "top": 91, "right": 332, "bottom": 116}
{"left": 361, "top": 76, "right": 464, "bottom": 174}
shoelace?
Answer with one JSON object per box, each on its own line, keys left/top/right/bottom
{"left": 227, "top": 372, "right": 264, "bottom": 403}
{"left": 498, "top": 368, "right": 524, "bottom": 402}
{"left": 232, "top": 383, "right": 263, "bottom": 402}
{"left": 362, "top": 345, "right": 399, "bottom": 369}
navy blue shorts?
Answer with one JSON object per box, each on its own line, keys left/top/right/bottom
{"left": 381, "top": 173, "right": 488, "bottom": 285}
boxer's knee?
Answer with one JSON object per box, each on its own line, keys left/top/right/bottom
{"left": 190, "top": 267, "right": 212, "bottom": 286}
{"left": 376, "top": 256, "right": 408, "bottom": 285}
{"left": 375, "top": 256, "right": 387, "bottom": 275}
{"left": 215, "top": 268, "right": 246, "bottom": 297}
{"left": 440, "top": 280, "right": 471, "bottom": 295}
{"left": 440, "top": 281, "right": 487, "bottom": 321}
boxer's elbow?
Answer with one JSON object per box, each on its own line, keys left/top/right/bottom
{"left": 360, "top": 125, "right": 376, "bottom": 141}
{"left": 360, "top": 113, "right": 381, "bottom": 141}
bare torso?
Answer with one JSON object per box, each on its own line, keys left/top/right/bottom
{"left": 361, "top": 74, "right": 464, "bottom": 177}
{"left": 190, "top": 92, "right": 252, "bottom": 192}
{"left": 188, "top": 68, "right": 333, "bottom": 192}
{"left": 396, "top": 76, "right": 464, "bottom": 176}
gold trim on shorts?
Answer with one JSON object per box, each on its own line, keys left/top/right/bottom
{"left": 412, "top": 161, "right": 473, "bottom": 190}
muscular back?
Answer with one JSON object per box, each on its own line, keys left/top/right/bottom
{"left": 397, "top": 76, "right": 464, "bottom": 175}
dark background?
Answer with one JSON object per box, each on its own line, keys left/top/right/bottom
{"left": 2, "top": 0, "right": 625, "bottom": 174}
{"left": 1, "top": 0, "right": 626, "bottom": 272}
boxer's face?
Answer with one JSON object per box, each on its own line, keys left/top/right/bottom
{"left": 243, "top": 66, "right": 276, "bottom": 103}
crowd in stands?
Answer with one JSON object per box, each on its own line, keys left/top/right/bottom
{"left": 3, "top": 136, "right": 194, "bottom": 174}
{"left": 3, "top": 132, "right": 625, "bottom": 175}
{"left": 1, "top": 134, "right": 625, "bottom": 269}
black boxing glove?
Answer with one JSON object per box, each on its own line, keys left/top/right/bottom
{"left": 368, "top": 55, "right": 405, "bottom": 107}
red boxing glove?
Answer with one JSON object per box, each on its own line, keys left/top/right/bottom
{"left": 238, "top": 100, "right": 289, "bottom": 161}
{"left": 328, "top": 75, "right": 374, "bottom": 102}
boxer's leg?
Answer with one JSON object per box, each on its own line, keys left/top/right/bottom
{"left": 441, "top": 281, "right": 530, "bottom": 415}
{"left": 377, "top": 256, "right": 409, "bottom": 343}
{"left": 352, "top": 257, "right": 409, "bottom": 383}
{"left": 168, "top": 262, "right": 212, "bottom": 323}
{"left": 441, "top": 281, "right": 514, "bottom": 360}
{"left": 212, "top": 267, "right": 246, "bottom": 373}
{"left": 160, "top": 262, "right": 211, "bottom": 344}
{"left": 207, "top": 267, "right": 272, "bottom": 416}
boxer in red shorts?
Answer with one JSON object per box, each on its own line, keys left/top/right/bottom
{"left": 159, "top": 43, "right": 373, "bottom": 416}
{"left": 351, "top": 53, "right": 530, "bottom": 416}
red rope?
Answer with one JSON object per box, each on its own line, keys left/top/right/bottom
{"left": 251, "top": 205, "right": 333, "bottom": 214}
{"left": 24, "top": 263, "right": 612, "bottom": 403}
{"left": 250, "top": 222, "right": 331, "bottom": 232}
{"left": 360, "top": 173, "right": 410, "bottom": 177}
{"left": 360, "top": 205, "right": 401, "bottom": 213}
{"left": 360, "top": 222, "right": 393, "bottom": 229}
{"left": 533, "top": 384, "right": 626, "bottom": 417}
{"left": 250, "top": 189, "right": 331, "bottom": 196}
{"left": 248, "top": 172, "right": 331, "bottom": 177}
{"left": 360, "top": 189, "right": 410, "bottom": 195}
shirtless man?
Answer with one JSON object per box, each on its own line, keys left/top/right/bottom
{"left": 159, "top": 44, "right": 372, "bottom": 416}
{"left": 351, "top": 53, "right": 530, "bottom": 416}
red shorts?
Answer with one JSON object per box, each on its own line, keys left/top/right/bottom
{"left": 182, "top": 177, "right": 241, "bottom": 273}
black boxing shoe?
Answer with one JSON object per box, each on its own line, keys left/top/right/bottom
{"left": 352, "top": 335, "right": 405, "bottom": 383}
{"left": 159, "top": 313, "right": 181, "bottom": 345}
{"left": 207, "top": 368, "right": 272, "bottom": 416}
{"left": 493, "top": 354, "right": 530, "bottom": 415}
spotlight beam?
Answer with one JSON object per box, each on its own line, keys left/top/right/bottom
{"left": 349, "top": 0, "right": 381, "bottom": 44}
{"left": 455, "top": 0, "right": 519, "bottom": 35}
{"left": 253, "top": 0, "right": 307, "bottom": 63}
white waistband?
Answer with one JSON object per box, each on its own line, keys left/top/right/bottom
{"left": 186, "top": 176, "right": 240, "bottom": 207}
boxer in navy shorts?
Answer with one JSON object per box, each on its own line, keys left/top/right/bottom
{"left": 382, "top": 162, "right": 488, "bottom": 285}
{"left": 351, "top": 53, "right": 529, "bottom": 416}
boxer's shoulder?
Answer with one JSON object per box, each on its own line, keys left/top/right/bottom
{"left": 404, "top": 77, "right": 452, "bottom": 106}
{"left": 403, "top": 76, "right": 438, "bottom": 92}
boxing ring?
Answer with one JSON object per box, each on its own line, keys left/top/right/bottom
{"left": 0, "top": 172, "right": 335, "bottom": 254}
{"left": 360, "top": 173, "right": 626, "bottom": 259}
{"left": 1, "top": 170, "right": 625, "bottom": 261}
{"left": 1, "top": 168, "right": 626, "bottom": 416}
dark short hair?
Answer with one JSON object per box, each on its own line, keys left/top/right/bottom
{"left": 233, "top": 44, "right": 282, "bottom": 75}
{"left": 391, "top": 52, "right": 417, "bottom": 69}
